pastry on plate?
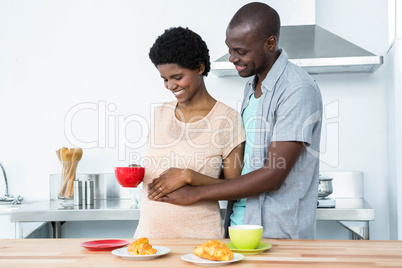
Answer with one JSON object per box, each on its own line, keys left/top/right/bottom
{"left": 128, "top": 238, "right": 157, "bottom": 255}
{"left": 193, "top": 240, "right": 234, "bottom": 261}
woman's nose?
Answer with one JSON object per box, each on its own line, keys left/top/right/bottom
{"left": 166, "top": 81, "right": 177, "bottom": 90}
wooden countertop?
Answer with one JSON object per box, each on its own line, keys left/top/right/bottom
{"left": 1, "top": 238, "right": 402, "bottom": 267}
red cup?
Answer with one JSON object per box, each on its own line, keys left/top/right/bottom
{"left": 114, "top": 166, "right": 145, "bottom": 188}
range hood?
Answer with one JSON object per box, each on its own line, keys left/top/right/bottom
{"left": 211, "top": 25, "right": 383, "bottom": 76}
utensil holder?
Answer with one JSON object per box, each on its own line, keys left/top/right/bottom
{"left": 58, "top": 161, "right": 80, "bottom": 200}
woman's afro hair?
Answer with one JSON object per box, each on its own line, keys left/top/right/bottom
{"left": 149, "top": 27, "right": 211, "bottom": 76}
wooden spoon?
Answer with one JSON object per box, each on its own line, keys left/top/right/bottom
{"left": 72, "top": 148, "right": 83, "bottom": 162}
{"left": 65, "top": 148, "right": 84, "bottom": 198}
{"left": 58, "top": 147, "right": 69, "bottom": 196}
{"left": 66, "top": 148, "right": 73, "bottom": 162}
{"left": 59, "top": 147, "right": 74, "bottom": 197}
{"left": 56, "top": 149, "right": 61, "bottom": 162}
{"left": 60, "top": 147, "right": 68, "bottom": 161}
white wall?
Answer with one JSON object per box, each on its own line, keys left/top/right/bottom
{"left": 384, "top": 39, "right": 400, "bottom": 240}
{"left": 0, "top": 0, "right": 314, "bottom": 200}
{"left": 0, "top": 0, "right": 395, "bottom": 240}
{"left": 316, "top": 0, "right": 389, "bottom": 55}
{"left": 313, "top": 72, "right": 388, "bottom": 240}
{"left": 315, "top": 0, "right": 392, "bottom": 240}
{"left": 385, "top": 0, "right": 402, "bottom": 239}
{"left": 395, "top": 0, "right": 402, "bottom": 241}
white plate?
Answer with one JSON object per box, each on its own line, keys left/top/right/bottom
{"left": 111, "top": 246, "right": 170, "bottom": 260}
{"left": 181, "top": 253, "right": 244, "bottom": 266}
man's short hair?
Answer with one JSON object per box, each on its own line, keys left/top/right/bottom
{"left": 229, "top": 2, "right": 281, "bottom": 42}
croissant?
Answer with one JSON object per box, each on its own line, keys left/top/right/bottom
{"left": 193, "top": 240, "right": 234, "bottom": 261}
{"left": 128, "top": 238, "right": 157, "bottom": 255}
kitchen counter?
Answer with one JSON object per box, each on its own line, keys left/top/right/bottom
{"left": 10, "top": 199, "right": 139, "bottom": 222}
{"left": 316, "top": 198, "right": 374, "bottom": 220}
{"left": 1, "top": 238, "right": 401, "bottom": 267}
{"left": 10, "top": 198, "right": 374, "bottom": 239}
{"left": 316, "top": 198, "right": 374, "bottom": 240}
{"left": 10, "top": 199, "right": 139, "bottom": 239}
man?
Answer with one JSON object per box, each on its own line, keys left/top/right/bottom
{"left": 151, "top": 2, "right": 322, "bottom": 239}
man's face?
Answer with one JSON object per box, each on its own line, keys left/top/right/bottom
{"left": 225, "top": 24, "right": 269, "bottom": 78}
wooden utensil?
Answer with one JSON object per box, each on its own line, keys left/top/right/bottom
{"left": 56, "top": 149, "right": 61, "bottom": 161}
{"left": 59, "top": 148, "right": 73, "bottom": 197}
{"left": 58, "top": 147, "right": 83, "bottom": 198}
{"left": 64, "top": 148, "right": 83, "bottom": 198}
{"left": 60, "top": 147, "right": 68, "bottom": 162}
{"left": 58, "top": 147, "right": 70, "bottom": 197}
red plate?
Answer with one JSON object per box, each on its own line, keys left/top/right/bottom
{"left": 81, "top": 239, "right": 129, "bottom": 251}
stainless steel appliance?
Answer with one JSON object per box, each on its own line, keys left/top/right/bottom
{"left": 317, "top": 175, "right": 336, "bottom": 208}
{"left": 211, "top": 25, "right": 383, "bottom": 76}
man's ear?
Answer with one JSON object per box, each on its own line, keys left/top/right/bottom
{"left": 265, "top": 36, "right": 277, "bottom": 52}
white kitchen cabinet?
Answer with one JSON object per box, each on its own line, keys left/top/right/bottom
{"left": 15, "top": 222, "right": 50, "bottom": 238}
{"left": 1, "top": 214, "right": 51, "bottom": 239}
{"left": 0, "top": 215, "right": 15, "bottom": 239}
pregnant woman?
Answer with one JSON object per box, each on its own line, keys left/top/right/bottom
{"left": 134, "top": 27, "right": 245, "bottom": 239}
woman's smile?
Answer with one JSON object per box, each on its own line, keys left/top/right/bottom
{"left": 172, "top": 89, "right": 185, "bottom": 98}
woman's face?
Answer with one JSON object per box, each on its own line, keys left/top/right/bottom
{"left": 157, "top": 63, "right": 204, "bottom": 104}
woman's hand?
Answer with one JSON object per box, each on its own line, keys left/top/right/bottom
{"left": 147, "top": 168, "right": 192, "bottom": 200}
